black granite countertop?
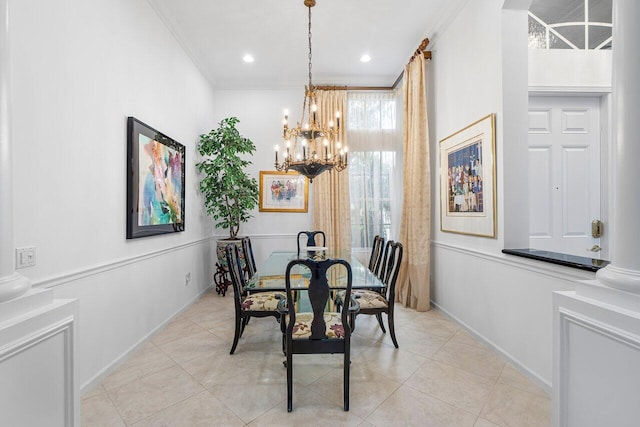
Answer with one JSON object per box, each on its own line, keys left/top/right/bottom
{"left": 502, "top": 248, "right": 609, "bottom": 272}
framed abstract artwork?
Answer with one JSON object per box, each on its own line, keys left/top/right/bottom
{"left": 439, "top": 113, "right": 497, "bottom": 238}
{"left": 126, "top": 117, "right": 185, "bottom": 239}
{"left": 259, "top": 171, "right": 308, "bottom": 213}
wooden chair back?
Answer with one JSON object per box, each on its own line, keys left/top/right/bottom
{"left": 296, "top": 230, "right": 326, "bottom": 253}
{"left": 241, "top": 236, "right": 257, "bottom": 279}
{"left": 368, "top": 235, "right": 385, "bottom": 276}
{"left": 379, "top": 241, "right": 403, "bottom": 301}
{"left": 226, "top": 244, "right": 246, "bottom": 305}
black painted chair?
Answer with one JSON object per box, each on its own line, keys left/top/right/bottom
{"left": 226, "top": 244, "right": 284, "bottom": 354}
{"left": 278, "top": 257, "right": 359, "bottom": 412}
{"left": 241, "top": 236, "right": 257, "bottom": 279}
{"left": 375, "top": 239, "right": 396, "bottom": 282}
{"left": 296, "top": 230, "right": 326, "bottom": 254}
{"left": 337, "top": 241, "right": 403, "bottom": 348}
{"left": 368, "top": 235, "right": 385, "bottom": 276}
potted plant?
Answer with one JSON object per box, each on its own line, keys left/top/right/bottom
{"left": 196, "top": 117, "right": 259, "bottom": 295}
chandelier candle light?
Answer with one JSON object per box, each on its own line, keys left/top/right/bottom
{"left": 274, "top": 0, "right": 348, "bottom": 183}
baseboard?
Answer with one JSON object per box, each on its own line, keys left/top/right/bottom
{"left": 431, "top": 300, "right": 553, "bottom": 395}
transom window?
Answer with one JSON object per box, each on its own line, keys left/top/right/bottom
{"left": 528, "top": 0, "right": 612, "bottom": 50}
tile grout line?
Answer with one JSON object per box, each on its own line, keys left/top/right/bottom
{"left": 475, "top": 360, "right": 507, "bottom": 426}
{"left": 83, "top": 299, "right": 548, "bottom": 426}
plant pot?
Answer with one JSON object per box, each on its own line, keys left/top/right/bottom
{"left": 214, "top": 239, "right": 245, "bottom": 296}
{"left": 216, "top": 238, "right": 246, "bottom": 269}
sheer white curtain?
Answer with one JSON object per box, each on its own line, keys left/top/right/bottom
{"left": 347, "top": 91, "right": 403, "bottom": 250}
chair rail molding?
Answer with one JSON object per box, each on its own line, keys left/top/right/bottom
{"left": 432, "top": 240, "right": 595, "bottom": 283}
{"left": 33, "top": 236, "right": 214, "bottom": 289}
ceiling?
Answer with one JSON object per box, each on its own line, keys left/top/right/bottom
{"left": 147, "top": 1, "right": 613, "bottom": 89}
{"left": 147, "top": 0, "right": 468, "bottom": 89}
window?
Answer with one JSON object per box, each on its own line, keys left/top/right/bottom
{"left": 347, "top": 92, "right": 402, "bottom": 249}
{"left": 528, "top": 0, "right": 612, "bottom": 50}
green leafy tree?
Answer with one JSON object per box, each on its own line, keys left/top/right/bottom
{"left": 196, "top": 117, "right": 258, "bottom": 239}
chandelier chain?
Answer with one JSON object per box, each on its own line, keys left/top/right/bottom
{"left": 308, "top": 5, "right": 313, "bottom": 89}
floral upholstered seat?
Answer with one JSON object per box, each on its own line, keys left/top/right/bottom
{"left": 286, "top": 312, "right": 345, "bottom": 339}
{"left": 336, "top": 289, "right": 387, "bottom": 310}
{"left": 242, "top": 291, "right": 286, "bottom": 311}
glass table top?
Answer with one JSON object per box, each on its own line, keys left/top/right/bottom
{"left": 244, "top": 251, "right": 384, "bottom": 292}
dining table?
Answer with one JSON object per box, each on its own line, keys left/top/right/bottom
{"left": 244, "top": 250, "right": 385, "bottom": 293}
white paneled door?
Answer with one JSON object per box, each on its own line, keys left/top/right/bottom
{"left": 528, "top": 96, "right": 602, "bottom": 258}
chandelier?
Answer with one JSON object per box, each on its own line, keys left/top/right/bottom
{"left": 274, "top": 0, "right": 348, "bottom": 183}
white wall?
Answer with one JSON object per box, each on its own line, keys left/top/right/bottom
{"left": 529, "top": 50, "right": 612, "bottom": 91}
{"left": 429, "top": 0, "right": 505, "bottom": 253}
{"left": 428, "top": 0, "right": 597, "bottom": 390}
{"left": 10, "top": 0, "right": 217, "bottom": 390}
{"left": 208, "top": 89, "right": 314, "bottom": 264}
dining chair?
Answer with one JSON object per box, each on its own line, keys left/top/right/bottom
{"left": 241, "top": 236, "right": 257, "bottom": 279}
{"left": 368, "top": 235, "right": 385, "bottom": 276}
{"left": 226, "top": 244, "right": 284, "bottom": 354}
{"left": 336, "top": 241, "right": 403, "bottom": 348}
{"left": 278, "top": 257, "right": 359, "bottom": 412}
{"left": 334, "top": 236, "right": 385, "bottom": 320}
{"left": 296, "top": 230, "right": 326, "bottom": 254}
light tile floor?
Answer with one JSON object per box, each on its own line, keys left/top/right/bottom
{"left": 81, "top": 290, "right": 551, "bottom": 426}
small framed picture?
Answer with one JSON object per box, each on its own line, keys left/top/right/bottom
{"left": 439, "top": 113, "right": 497, "bottom": 238}
{"left": 259, "top": 171, "right": 308, "bottom": 213}
{"left": 126, "top": 117, "right": 185, "bottom": 239}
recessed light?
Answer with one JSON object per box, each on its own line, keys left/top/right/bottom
{"left": 360, "top": 54, "right": 371, "bottom": 63}
{"left": 243, "top": 54, "right": 255, "bottom": 63}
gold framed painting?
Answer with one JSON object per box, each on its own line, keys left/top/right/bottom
{"left": 439, "top": 113, "right": 497, "bottom": 238}
{"left": 259, "top": 171, "right": 308, "bottom": 212}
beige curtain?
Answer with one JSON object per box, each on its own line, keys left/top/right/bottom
{"left": 313, "top": 89, "right": 351, "bottom": 254}
{"left": 397, "top": 52, "right": 431, "bottom": 311}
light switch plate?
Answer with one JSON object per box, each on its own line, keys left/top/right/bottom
{"left": 16, "top": 246, "right": 36, "bottom": 269}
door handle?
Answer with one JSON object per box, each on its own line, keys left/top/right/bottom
{"left": 589, "top": 245, "right": 601, "bottom": 252}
